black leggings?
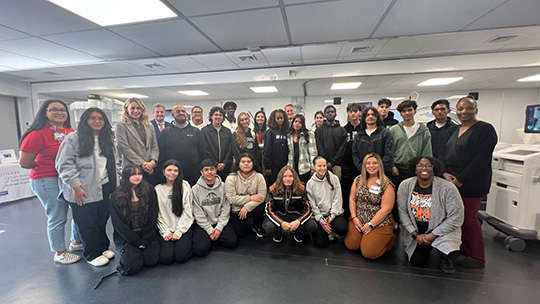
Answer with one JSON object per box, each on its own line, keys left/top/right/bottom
{"left": 116, "top": 238, "right": 160, "bottom": 276}
{"left": 410, "top": 244, "right": 460, "bottom": 265}
{"left": 312, "top": 214, "right": 348, "bottom": 247}
{"left": 159, "top": 225, "right": 194, "bottom": 264}
{"left": 192, "top": 223, "right": 239, "bottom": 257}
{"left": 229, "top": 204, "right": 266, "bottom": 238}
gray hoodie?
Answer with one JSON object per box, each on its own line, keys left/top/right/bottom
{"left": 192, "top": 175, "right": 230, "bottom": 235}
{"left": 305, "top": 171, "right": 343, "bottom": 223}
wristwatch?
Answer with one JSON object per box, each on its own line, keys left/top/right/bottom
{"left": 368, "top": 222, "right": 374, "bottom": 229}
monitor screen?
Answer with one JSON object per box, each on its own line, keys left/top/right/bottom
{"left": 524, "top": 104, "right": 540, "bottom": 133}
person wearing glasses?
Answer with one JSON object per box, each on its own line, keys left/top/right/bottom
{"left": 398, "top": 156, "right": 464, "bottom": 274}
{"left": 191, "top": 106, "right": 206, "bottom": 130}
{"left": 19, "top": 99, "right": 82, "bottom": 264}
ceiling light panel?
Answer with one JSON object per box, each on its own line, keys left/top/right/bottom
{"left": 518, "top": 74, "right": 540, "bottom": 82}
{"left": 178, "top": 90, "right": 209, "bottom": 96}
{"left": 417, "top": 77, "right": 463, "bottom": 86}
{"left": 250, "top": 86, "right": 278, "bottom": 93}
{"left": 331, "top": 82, "right": 362, "bottom": 90}
{"left": 48, "top": 0, "right": 177, "bottom": 26}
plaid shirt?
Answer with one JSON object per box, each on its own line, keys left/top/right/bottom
{"left": 287, "top": 131, "right": 317, "bottom": 175}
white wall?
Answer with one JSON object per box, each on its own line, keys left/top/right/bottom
{"left": 0, "top": 95, "right": 21, "bottom": 153}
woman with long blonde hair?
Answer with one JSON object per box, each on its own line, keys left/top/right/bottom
{"left": 116, "top": 98, "right": 159, "bottom": 184}
{"left": 231, "top": 112, "right": 260, "bottom": 165}
{"left": 344, "top": 153, "right": 395, "bottom": 259}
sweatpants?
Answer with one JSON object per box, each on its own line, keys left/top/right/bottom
{"left": 192, "top": 223, "right": 238, "bottom": 257}
{"left": 229, "top": 203, "right": 266, "bottom": 238}
{"left": 159, "top": 225, "right": 194, "bottom": 265}
{"left": 344, "top": 219, "right": 394, "bottom": 259}
{"left": 312, "top": 214, "right": 348, "bottom": 247}
{"left": 116, "top": 238, "right": 160, "bottom": 276}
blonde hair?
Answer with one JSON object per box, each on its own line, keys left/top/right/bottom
{"left": 357, "top": 153, "right": 390, "bottom": 188}
{"left": 121, "top": 98, "right": 150, "bottom": 125}
{"left": 235, "top": 112, "right": 250, "bottom": 149}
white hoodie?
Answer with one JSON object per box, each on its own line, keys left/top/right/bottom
{"left": 306, "top": 171, "right": 343, "bottom": 223}
{"left": 156, "top": 181, "right": 194, "bottom": 238}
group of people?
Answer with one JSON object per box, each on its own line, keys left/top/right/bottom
{"left": 19, "top": 94, "right": 496, "bottom": 276}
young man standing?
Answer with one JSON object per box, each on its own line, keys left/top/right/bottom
{"left": 389, "top": 99, "right": 432, "bottom": 227}
{"left": 222, "top": 101, "right": 237, "bottom": 132}
{"left": 150, "top": 103, "right": 171, "bottom": 137}
{"left": 201, "top": 107, "right": 233, "bottom": 181}
{"left": 427, "top": 99, "right": 459, "bottom": 162}
{"left": 378, "top": 98, "right": 398, "bottom": 127}
{"left": 315, "top": 105, "right": 347, "bottom": 180}
{"left": 191, "top": 106, "right": 206, "bottom": 130}
{"left": 192, "top": 159, "right": 238, "bottom": 257}
{"left": 284, "top": 104, "right": 295, "bottom": 122}
{"left": 341, "top": 103, "right": 362, "bottom": 218}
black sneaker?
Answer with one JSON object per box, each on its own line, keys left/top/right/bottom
{"left": 455, "top": 255, "right": 485, "bottom": 269}
{"left": 440, "top": 259, "right": 456, "bottom": 275}
{"left": 273, "top": 230, "right": 283, "bottom": 243}
{"left": 293, "top": 231, "right": 304, "bottom": 243}
{"left": 251, "top": 225, "right": 267, "bottom": 238}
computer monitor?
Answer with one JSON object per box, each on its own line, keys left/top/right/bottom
{"left": 524, "top": 104, "right": 540, "bottom": 133}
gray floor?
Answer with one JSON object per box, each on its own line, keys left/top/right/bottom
{"left": 1, "top": 197, "right": 539, "bottom": 304}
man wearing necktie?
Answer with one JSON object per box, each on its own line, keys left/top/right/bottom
{"left": 151, "top": 103, "right": 171, "bottom": 138}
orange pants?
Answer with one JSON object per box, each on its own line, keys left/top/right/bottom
{"left": 344, "top": 219, "right": 394, "bottom": 259}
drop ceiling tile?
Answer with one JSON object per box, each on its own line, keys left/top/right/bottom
{"left": 373, "top": 0, "right": 503, "bottom": 37}
{"left": 0, "top": 38, "right": 102, "bottom": 65}
{"left": 44, "top": 29, "right": 158, "bottom": 60}
{"left": 190, "top": 53, "right": 238, "bottom": 70}
{"left": 0, "top": 50, "right": 53, "bottom": 69}
{"left": 157, "top": 56, "right": 210, "bottom": 72}
{"left": 0, "top": 25, "right": 30, "bottom": 42}
{"left": 111, "top": 19, "right": 219, "bottom": 56}
{"left": 168, "top": 0, "right": 278, "bottom": 16}
{"left": 0, "top": 0, "right": 99, "bottom": 35}
{"left": 286, "top": 0, "right": 392, "bottom": 44}
{"left": 465, "top": 0, "right": 540, "bottom": 30}
{"left": 262, "top": 47, "right": 302, "bottom": 65}
{"left": 190, "top": 8, "right": 288, "bottom": 50}
{"left": 75, "top": 63, "right": 133, "bottom": 77}
{"left": 301, "top": 44, "right": 342, "bottom": 63}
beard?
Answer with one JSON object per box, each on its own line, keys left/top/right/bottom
{"left": 175, "top": 117, "right": 187, "bottom": 124}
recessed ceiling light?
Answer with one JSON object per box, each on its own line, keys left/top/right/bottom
{"left": 417, "top": 77, "right": 463, "bottom": 86}
{"left": 447, "top": 95, "right": 467, "bottom": 99}
{"left": 250, "top": 86, "right": 278, "bottom": 93}
{"left": 385, "top": 97, "right": 406, "bottom": 101}
{"left": 48, "top": 0, "right": 177, "bottom": 26}
{"left": 518, "top": 74, "right": 540, "bottom": 82}
{"left": 117, "top": 93, "right": 148, "bottom": 99}
{"left": 178, "top": 90, "right": 209, "bottom": 96}
{"left": 324, "top": 99, "right": 334, "bottom": 103}
{"left": 331, "top": 82, "right": 362, "bottom": 90}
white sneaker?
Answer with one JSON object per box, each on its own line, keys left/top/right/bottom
{"left": 69, "top": 242, "right": 84, "bottom": 252}
{"left": 54, "top": 251, "right": 81, "bottom": 264}
{"left": 87, "top": 255, "right": 109, "bottom": 267}
{"left": 102, "top": 250, "right": 115, "bottom": 260}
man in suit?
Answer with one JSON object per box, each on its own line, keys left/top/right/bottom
{"left": 150, "top": 103, "right": 171, "bottom": 137}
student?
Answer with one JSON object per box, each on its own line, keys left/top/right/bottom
{"left": 253, "top": 110, "right": 267, "bottom": 170}
{"left": 263, "top": 166, "right": 317, "bottom": 243}
{"left": 156, "top": 160, "right": 194, "bottom": 265}
{"left": 225, "top": 153, "right": 267, "bottom": 238}
{"left": 116, "top": 98, "right": 159, "bottom": 184}
{"left": 306, "top": 157, "right": 348, "bottom": 247}
{"left": 264, "top": 109, "right": 289, "bottom": 186}
{"left": 398, "top": 156, "right": 464, "bottom": 274}
{"left": 342, "top": 103, "right": 362, "bottom": 219}
{"left": 201, "top": 106, "right": 233, "bottom": 181}
{"left": 377, "top": 98, "right": 398, "bottom": 127}
{"left": 310, "top": 110, "right": 324, "bottom": 132}
{"left": 389, "top": 99, "right": 432, "bottom": 227}
{"left": 222, "top": 101, "right": 238, "bottom": 132}
{"left": 315, "top": 105, "right": 347, "bottom": 181}
{"left": 192, "top": 159, "right": 239, "bottom": 256}
{"left": 287, "top": 114, "right": 317, "bottom": 184}
{"left": 109, "top": 165, "right": 160, "bottom": 276}
{"left": 19, "top": 99, "right": 81, "bottom": 264}
{"left": 443, "top": 96, "right": 497, "bottom": 268}
{"left": 344, "top": 153, "right": 395, "bottom": 259}
{"left": 150, "top": 103, "right": 171, "bottom": 138}
{"left": 427, "top": 99, "right": 459, "bottom": 162}
{"left": 231, "top": 112, "right": 260, "bottom": 164}
{"left": 191, "top": 106, "right": 206, "bottom": 130}
{"left": 56, "top": 108, "right": 117, "bottom": 267}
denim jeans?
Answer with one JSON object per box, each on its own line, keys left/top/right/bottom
{"left": 30, "top": 177, "right": 81, "bottom": 252}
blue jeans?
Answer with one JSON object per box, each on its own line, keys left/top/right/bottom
{"left": 30, "top": 177, "right": 81, "bottom": 252}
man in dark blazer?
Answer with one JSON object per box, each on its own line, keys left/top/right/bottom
{"left": 150, "top": 103, "right": 171, "bottom": 138}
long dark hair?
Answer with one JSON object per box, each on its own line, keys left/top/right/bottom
{"left": 77, "top": 108, "right": 114, "bottom": 157}
{"left": 360, "top": 106, "right": 383, "bottom": 129}
{"left": 268, "top": 109, "right": 289, "bottom": 132}
{"left": 313, "top": 156, "right": 334, "bottom": 190}
{"left": 114, "top": 165, "right": 153, "bottom": 226}
{"left": 20, "top": 99, "right": 71, "bottom": 145}
{"left": 231, "top": 153, "right": 260, "bottom": 174}
{"left": 289, "top": 114, "right": 310, "bottom": 142}
{"left": 253, "top": 110, "right": 267, "bottom": 133}
{"left": 162, "top": 159, "right": 185, "bottom": 217}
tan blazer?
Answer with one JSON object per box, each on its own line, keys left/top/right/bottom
{"left": 115, "top": 121, "right": 159, "bottom": 168}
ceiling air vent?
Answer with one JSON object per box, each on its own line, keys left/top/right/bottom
{"left": 485, "top": 35, "right": 520, "bottom": 44}
{"left": 237, "top": 54, "right": 258, "bottom": 62}
{"left": 350, "top": 45, "right": 373, "bottom": 54}
{"left": 143, "top": 62, "right": 165, "bottom": 68}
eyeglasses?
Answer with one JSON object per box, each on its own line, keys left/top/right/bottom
{"left": 47, "top": 108, "right": 67, "bottom": 114}
{"left": 416, "top": 164, "right": 433, "bottom": 169}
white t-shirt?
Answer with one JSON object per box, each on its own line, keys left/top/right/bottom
{"left": 403, "top": 123, "right": 420, "bottom": 139}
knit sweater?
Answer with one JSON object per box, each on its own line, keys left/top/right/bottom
{"left": 225, "top": 171, "right": 267, "bottom": 213}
